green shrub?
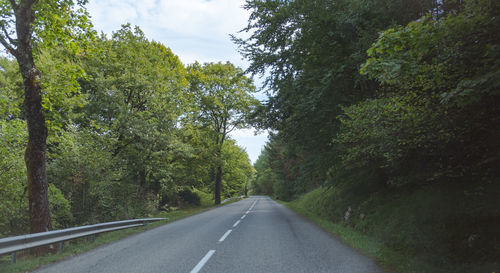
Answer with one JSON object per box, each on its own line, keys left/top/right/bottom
{"left": 179, "top": 188, "right": 201, "bottom": 206}
{"left": 192, "top": 188, "right": 213, "bottom": 207}
{"left": 48, "top": 184, "right": 73, "bottom": 229}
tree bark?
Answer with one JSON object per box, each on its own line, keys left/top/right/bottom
{"left": 22, "top": 64, "right": 52, "bottom": 235}
{"left": 14, "top": 0, "right": 52, "bottom": 237}
{"left": 214, "top": 163, "right": 222, "bottom": 205}
{"left": 214, "top": 133, "right": 224, "bottom": 205}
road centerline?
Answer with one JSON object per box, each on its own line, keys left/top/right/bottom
{"left": 233, "top": 220, "right": 241, "bottom": 227}
{"left": 218, "top": 229, "right": 232, "bottom": 243}
{"left": 190, "top": 250, "right": 215, "bottom": 273}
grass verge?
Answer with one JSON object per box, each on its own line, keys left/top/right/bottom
{"left": 277, "top": 197, "right": 442, "bottom": 273}
{"left": 0, "top": 200, "right": 236, "bottom": 273}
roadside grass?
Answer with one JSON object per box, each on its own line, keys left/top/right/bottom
{"left": 0, "top": 197, "right": 242, "bottom": 273}
{"left": 279, "top": 180, "right": 500, "bottom": 273}
{"left": 277, "top": 190, "right": 444, "bottom": 273}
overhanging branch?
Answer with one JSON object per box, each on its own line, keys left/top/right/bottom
{"left": 0, "top": 33, "right": 17, "bottom": 56}
{"left": 1, "top": 23, "right": 17, "bottom": 46}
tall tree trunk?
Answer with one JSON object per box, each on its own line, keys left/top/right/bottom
{"left": 14, "top": 1, "right": 52, "bottom": 237}
{"left": 20, "top": 62, "right": 52, "bottom": 235}
{"left": 214, "top": 134, "right": 224, "bottom": 205}
{"left": 215, "top": 163, "right": 222, "bottom": 205}
{"left": 138, "top": 168, "right": 147, "bottom": 199}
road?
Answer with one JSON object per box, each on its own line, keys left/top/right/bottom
{"left": 34, "top": 196, "right": 385, "bottom": 273}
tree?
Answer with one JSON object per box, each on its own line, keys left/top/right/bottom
{"left": 232, "top": 0, "right": 436, "bottom": 194}
{"left": 252, "top": 145, "right": 277, "bottom": 196}
{"left": 68, "top": 25, "right": 188, "bottom": 218}
{"left": 187, "top": 62, "right": 258, "bottom": 204}
{"left": 221, "top": 139, "right": 254, "bottom": 199}
{"left": 0, "top": 0, "right": 91, "bottom": 236}
{"left": 354, "top": 0, "right": 500, "bottom": 185}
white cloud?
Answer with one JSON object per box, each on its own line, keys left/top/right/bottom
{"left": 87, "top": 0, "right": 250, "bottom": 66}
{"left": 87, "top": 1, "right": 138, "bottom": 33}
{"left": 153, "top": 0, "right": 249, "bottom": 38}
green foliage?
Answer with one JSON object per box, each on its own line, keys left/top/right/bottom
{"left": 187, "top": 61, "right": 258, "bottom": 203}
{"left": 187, "top": 61, "right": 258, "bottom": 136}
{"left": 47, "top": 127, "right": 123, "bottom": 224}
{"left": 0, "top": 0, "right": 95, "bottom": 236}
{"left": 0, "top": 57, "right": 23, "bottom": 120}
{"left": 177, "top": 188, "right": 201, "bottom": 206}
{"left": 361, "top": 0, "right": 500, "bottom": 106}
{"left": 221, "top": 140, "right": 254, "bottom": 198}
{"left": 335, "top": 94, "right": 453, "bottom": 186}
{"left": 192, "top": 188, "right": 214, "bottom": 207}
{"left": 0, "top": 120, "right": 73, "bottom": 235}
{"left": 0, "top": 0, "right": 95, "bottom": 135}
{"left": 0, "top": 9, "right": 256, "bottom": 238}
{"left": 345, "top": 0, "right": 500, "bottom": 187}
{"left": 0, "top": 119, "right": 28, "bottom": 236}
{"left": 0, "top": 0, "right": 93, "bottom": 52}
{"left": 48, "top": 183, "right": 73, "bottom": 229}
{"left": 170, "top": 126, "right": 215, "bottom": 189}
{"left": 234, "top": 0, "right": 435, "bottom": 193}
{"left": 37, "top": 47, "right": 88, "bottom": 136}
{"left": 252, "top": 147, "right": 278, "bottom": 196}
{"left": 70, "top": 25, "right": 191, "bottom": 219}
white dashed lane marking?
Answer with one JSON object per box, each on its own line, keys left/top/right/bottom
{"left": 190, "top": 250, "right": 215, "bottom": 273}
{"left": 218, "top": 229, "right": 232, "bottom": 243}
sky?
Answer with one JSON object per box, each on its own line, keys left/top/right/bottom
{"left": 87, "top": 0, "right": 268, "bottom": 164}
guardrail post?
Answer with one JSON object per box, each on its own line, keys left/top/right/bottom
{"left": 90, "top": 235, "right": 95, "bottom": 243}
{"left": 11, "top": 252, "right": 15, "bottom": 264}
{"left": 59, "top": 242, "right": 63, "bottom": 254}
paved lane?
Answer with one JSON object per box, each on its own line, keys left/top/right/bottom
{"left": 34, "top": 196, "right": 385, "bottom": 273}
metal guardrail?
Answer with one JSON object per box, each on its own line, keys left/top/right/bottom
{"left": 0, "top": 218, "right": 166, "bottom": 263}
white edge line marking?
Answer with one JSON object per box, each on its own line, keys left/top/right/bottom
{"left": 190, "top": 250, "right": 215, "bottom": 273}
{"left": 218, "top": 229, "right": 232, "bottom": 242}
{"left": 245, "top": 211, "right": 249, "bottom": 214}
{"left": 241, "top": 215, "right": 246, "bottom": 219}
{"left": 233, "top": 220, "right": 241, "bottom": 227}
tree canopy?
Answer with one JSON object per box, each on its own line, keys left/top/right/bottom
{"left": 187, "top": 61, "right": 258, "bottom": 204}
{"left": 0, "top": 20, "right": 257, "bottom": 237}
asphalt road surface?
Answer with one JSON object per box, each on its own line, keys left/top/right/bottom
{"left": 34, "top": 196, "right": 385, "bottom": 273}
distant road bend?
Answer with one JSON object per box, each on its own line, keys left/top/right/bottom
{"left": 34, "top": 196, "right": 385, "bottom": 273}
